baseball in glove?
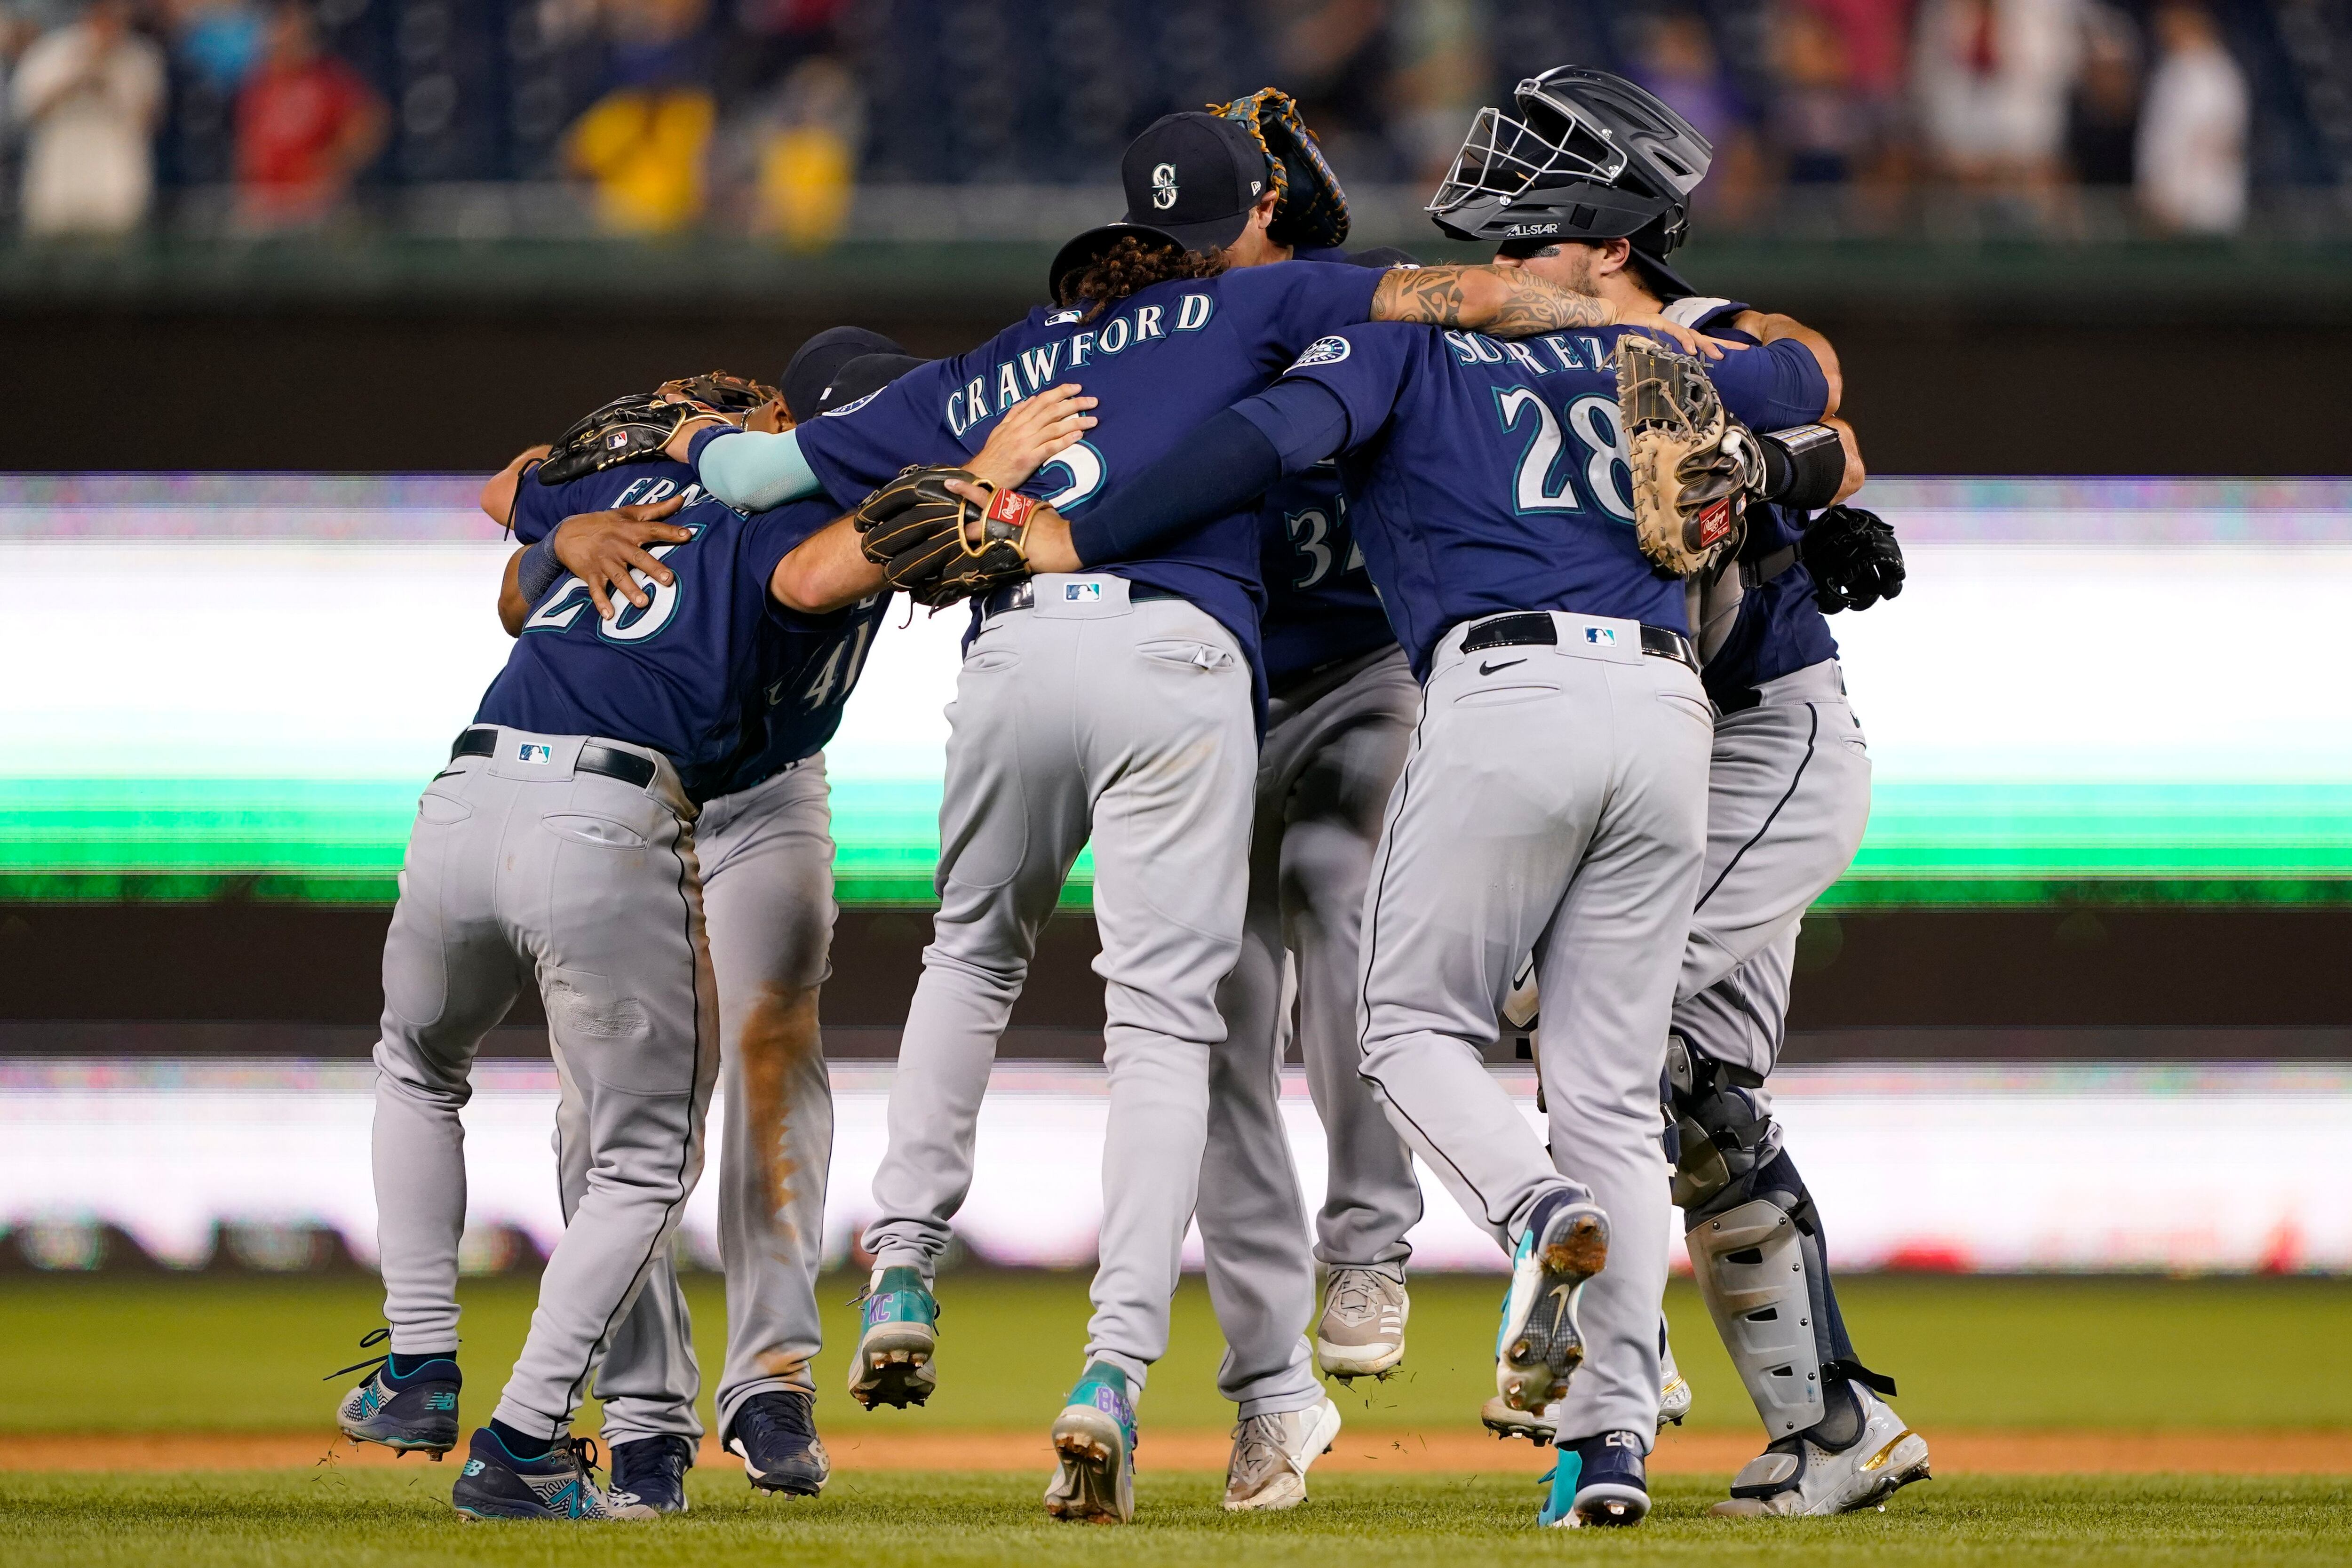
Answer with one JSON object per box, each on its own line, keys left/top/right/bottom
{"left": 1616, "top": 334, "right": 1760, "bottom": 577}
{"left": 1213, "top": 88, "right": 1350, "bottom": 250}
{"left": 1801, "top": 504, "right": 1906, "bottom": 613}
{"left": 854, "top": 466, "right": 1038, "bottom": 608}
{"left": 536, "top": 370, "right": 778, "bottom": 487}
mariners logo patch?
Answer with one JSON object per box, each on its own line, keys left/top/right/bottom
{"left": 1044, "top": 309, "right": 1084, "bottom": 326}
{"left": 821, "top": 391, "right": 882, "bottom": 417}
{"left": 1288, "top": 335, "right": 1350, "bottom": 370}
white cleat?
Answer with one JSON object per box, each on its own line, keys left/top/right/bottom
{"left": 1709, "top": 1388, "right": 1931, "bottom": 1518}
{"left": 1222, "top": 1395, "right": 1343, "bottom": 1512}
{"left": 1480, "top": 1349, "right": 1692, "bottom": 1444}
{"left": 1314, "top": 1268, "right": 1409, "bottom": 1380}
{"left": 1494, "top": 1199, "right": 1609, "bottom": 1413}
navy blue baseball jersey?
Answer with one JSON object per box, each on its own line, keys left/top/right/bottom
{"left": 484, "top": 461, "right": 839, "bottom": 800}
{"left": 788, "top": 261, "right": 1386, "bottom": 689}
{"left": 1671, "top": 299, "right": 1842, "bottom": 705}
{"left": 1257, "top": 465, "right": 1394, "bottom": 691}
{"left": 1279, "top": 322, "right": 1829, "bottom": 679}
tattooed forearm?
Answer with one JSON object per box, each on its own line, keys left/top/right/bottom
{"left": 1371, "top": 265, "right": 1618, "bottom": 337}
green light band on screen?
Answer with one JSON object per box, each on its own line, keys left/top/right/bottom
{"left": 2, "top": 477, "right": 2347, "bottom": 909}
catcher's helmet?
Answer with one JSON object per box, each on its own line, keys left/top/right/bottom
{"left": 1428, "top": 66, "right": 1712, "bottom": 294}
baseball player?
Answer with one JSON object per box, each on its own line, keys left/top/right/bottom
{"left": 662, "top": 107, "right": 1700, "bottom": 1526}
{"left": 1004, "top": 279, "right": 1832, "bottom": 1529}
{"left": 331, "top": 359, "right": 1080, "bottom": 1523}
{"left": 1431, "top": 68, "right": 1927, "bottom": 1519}
{"left": 477, "top": 342, "right": 908, "bottom": 1516}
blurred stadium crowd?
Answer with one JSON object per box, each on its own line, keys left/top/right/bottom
{"left": 2, "top": 0, "right": 2348, "bottom": 244}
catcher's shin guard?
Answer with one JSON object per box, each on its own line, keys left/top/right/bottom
{"left": 1686, "top": 1197, "right": 1829, "bottom": 1439}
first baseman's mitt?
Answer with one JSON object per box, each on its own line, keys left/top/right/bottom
{"left": 1213, "top": 88, "right": 1349, "bottom": 250}
{"left": 1801, "top": 504, "right": 1906, "bottom": 613}
{"left": 536, "top": 370, "right": 779, "bottom": 487}
{"left": 1617, "top": 335, "right": 1759, "bottom": 577}
{"left": 854, "top": 466, "right": 1037, "bottom": 608}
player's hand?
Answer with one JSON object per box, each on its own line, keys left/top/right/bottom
{"left": 942, "top": 478, "right": 1081, "bottom": 573}
{"left": 967, "top": 383, "right": 1098, "bottom": 489}
{"left": 551, "top": 496, "right": 691, "bottom": 621}
{"left": 1617, "top": 313, "right": 1748, "bottom": 361}
{"left": 660, "top": 410, "right": 737, "bottom": 463}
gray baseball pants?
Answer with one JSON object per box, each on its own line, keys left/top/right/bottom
{"left": 1198, "top": 645, "right": 1422, "bottom": 1417}
{"left": 372, "top": 728, "right": 719, "bottom": 1443}
{"left": 862, "top": 577, "right": 1255, "bottom": 1394}
{"left": 576, "top": 755, "right": 840, "bottom": 1449}
{"left": 1671, "top": 660, "right": 1872, "bottom": 1078}
{"left": 1355, "top": 613, "right": 1713, "bottom": 1448}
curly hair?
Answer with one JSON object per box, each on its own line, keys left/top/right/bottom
{"left": 1061, "top": 235, "right": 1230, "bottom": 320}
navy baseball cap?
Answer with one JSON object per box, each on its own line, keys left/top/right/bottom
{"left": 1049, "top": 112, "right": 1274, "bottom": 302}
{"left": 783, "top": 326, "right": 906, "bottom": 422}
{"left": 816, "top": 353, "right": 927, "bottom": 414}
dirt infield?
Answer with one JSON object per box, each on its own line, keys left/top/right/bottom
{"left": 6, "top": 1426, "right": 2350, "bottom": 1476}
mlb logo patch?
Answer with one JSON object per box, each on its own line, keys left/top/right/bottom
{"left": 1064, "top": 582, "right": 1102, "bottom": 601}
{"left": 605, "top": 431, "right": 629, "bottom": 450}
{"left": 516, "top": 743, "right": 554, "bottom": 764}
{"left": 1585, "top": 627, "right": 1617, "bottom": 645}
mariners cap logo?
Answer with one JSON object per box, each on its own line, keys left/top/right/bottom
{"left": 1151, "top": 161, "right": 1178, "bottom": 211}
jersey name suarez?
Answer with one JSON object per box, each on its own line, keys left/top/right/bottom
{"left": 1281, "top": 322, "right": 1828, "bottom": 679}
{"left": 1671, "top": 299, "right": 1841, "bottom": 702}
{"left": 482, "top": 462, "right": 836, "bottom": 800}
{"left": 1259, "top": 463, "right": 1394, "bottom": 691}
{"left": 789, "top": 261, "right": 1386, "bottom": 696}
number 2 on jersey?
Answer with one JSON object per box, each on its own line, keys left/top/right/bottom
{"left": 1494, "top": 388, "right": 1635, "bottom": 522}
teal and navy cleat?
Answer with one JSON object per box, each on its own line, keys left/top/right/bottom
{"left": 329, "top": 1330, "right": 460, "bottom": 1457}
{"left": 1494, "top": 1193, "right": 1609, "bottom": 1413}
{"left": 849, "top": 1266, "right": 939, "bottom": 1409}
{"left": 724, "top": 1389, "right": 831, "bottom": 1496}
{"left": 450, "top": 1428, "right": 626, "bottom": 1521}
{"left": 1538, "top": 1430, "right": 1650, "bottom": 1528}
{"left": 606, "top": 1433, "right": 694, "bottom": 1517}
{"left": 1044, "top": 1362, "right": 1138, "bottom": 1524}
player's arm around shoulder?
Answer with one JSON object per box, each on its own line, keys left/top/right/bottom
{"left": 1731, "top": 309, "right": 1842, "bottom": 416}
{"left": 479, "top": 445, "right": 553, "bottom": 529}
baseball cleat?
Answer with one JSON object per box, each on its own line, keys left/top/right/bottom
{"left": 1709, "top": 1387, "right": 1931, "bottom": 1518}
{"left": 450, "top": 1428, "right": 626, "bottom": 1521}
{"left": 725, "top": 1388, "right": 830, "bottom": 1496}
{"left": 1493, "top": 1194, "right": 1609, "bottom": 1412}
{"left": 1480, "top": 1344, "right": 1692, "bottom": 1446}
{"left": 1538, "top": 1430, "right": 1650, "bottom": 1528}
{"left": 1314, "top": 1267, "right": 1409, "bottom": 1380}
{"left": 1222, "top": 1395, "right": 1343, "bottom": 1512}
{"left": 606, "top": 1433, "right": 693, "bottom": 1517}
{"left": 329, "top": 1331, "right": 460, "bottom": 1457}
{"left": 1043, "top": 1362, "right": 1137, "bottom": 1525}
{"left": 1660, "top": 1339, "right": 1693, "bottom": 1428}
{"left": 849, "top": 1265, "right": 939, "bottom": 1409}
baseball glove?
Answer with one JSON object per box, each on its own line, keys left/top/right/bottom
{"left": 1213, "top": 88, "right": 1350, "bottom": 250}
{"left": 1801, "top": 504, "right": 1906, "bottom": 613}
{"left": 537, "top": 371, "right": 777, "bottom": 487}
{"left": 1617, "top": 334, "right": 1759, "bottom": 577}
{"left": 854, "top": 466, "right": 1038, "bottom": 608}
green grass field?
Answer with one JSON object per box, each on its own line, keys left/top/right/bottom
{"left": 4, "top": 1472, "right": 2350, "bottom": 1567}
{"left": 3, "top": 1271, "right": 2350, "bottom": 1564}
{"left": 3, "top": 1270, "right": 2348, "bottom": 1436}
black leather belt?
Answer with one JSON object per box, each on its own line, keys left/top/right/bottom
{"left": 980, "top": 579, "right": 1180, "bottom": 618}
{"left": 1460, "top": 613, "right": 1698, "bottom": 676}
{"left": 451, "top": 727, "right": 658, "bottom": 788}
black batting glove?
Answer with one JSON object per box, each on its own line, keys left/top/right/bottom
{"left": 1800, "top": 505, "right": 1905, "bottom": 614}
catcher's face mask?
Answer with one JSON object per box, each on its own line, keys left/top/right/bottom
{"left": 1428, "top": 91, "right": 1629, "bottom": 223}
